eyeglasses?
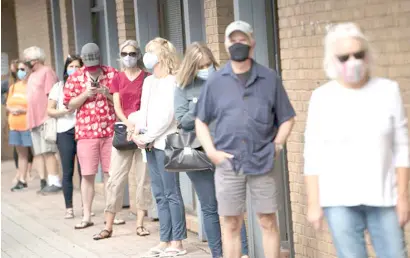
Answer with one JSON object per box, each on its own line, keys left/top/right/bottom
{"left": 336, "top": 50, "right": 366, "bottom": 63}
{"left": 120, "top": 52, "right": 138, "bottom": 57}
{"left": 18, "top": 68, "right": 25, "bottom": 72}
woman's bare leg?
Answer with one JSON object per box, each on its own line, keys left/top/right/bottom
{"left": 16, "top": 146, "right": 29, "bottom": 183}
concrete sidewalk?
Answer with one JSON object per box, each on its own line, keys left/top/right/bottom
{"left": 1, "top": 161, "right": 210, "bottom": 258}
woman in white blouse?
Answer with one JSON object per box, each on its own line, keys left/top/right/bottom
{"left": 47, "top": 55, "right": 83, "bottom": 219}
{"left": 133, "top": 37, "right": 187, "bottom": 257}
{"left": 304, "top": 23, "right": 409, "bottom": 257}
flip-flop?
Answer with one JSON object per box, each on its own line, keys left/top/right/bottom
{"left": 140, "top": 247, "right": 166, "bottom": 258}
{"left": 74, "top": 221, "right": 94, "bottom": 230}
{"left": 159, "top": 247, "right": 187, "bottom": 257}
{"left": 104, "top": 219, "right": 126, "bottom": 225}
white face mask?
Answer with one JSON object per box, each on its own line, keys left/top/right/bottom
{"left": 143, "top": 52, "right": 159, "bottom": 70}
{"left": 337, "top": 59, "right": 365, "bottom": 84}
{"left": 122, "top": 55, "right": 138, "bottom": 68}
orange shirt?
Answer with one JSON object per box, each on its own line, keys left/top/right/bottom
{"left": 7, "top": 81, "right": 29, "bottom": 131}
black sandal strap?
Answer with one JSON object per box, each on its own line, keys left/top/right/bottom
{"left": 93, "top": 229, "right": 112, "bottom": 239}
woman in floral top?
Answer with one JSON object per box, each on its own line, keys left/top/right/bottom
{"left": 63, "top": 43, "right": 118, "bottom": 229}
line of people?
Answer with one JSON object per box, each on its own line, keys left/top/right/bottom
{"left": 5, "top": 29, "right": 253, "bottom": 258}
{"left": 4, "top": 20, "right": 409, "bottom": 258}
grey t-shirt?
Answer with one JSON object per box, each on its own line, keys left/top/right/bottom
{"left": 236, "top": 70, "right": 251, "bottom": 86}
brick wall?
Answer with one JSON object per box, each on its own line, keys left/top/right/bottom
{"left": 116, "top": 0, "right": 136, "bottom": 46}
{"left": 277, "top": 0, "right": 410, "bottom": 257}
{"left": 1, "top": 0, "right": 19, "bottom": 160}
{"left": 14, "top": 0, "right": 54, "bottom": 66}
{"left": 203, "top": 0, "right": 233, "bottom": 65}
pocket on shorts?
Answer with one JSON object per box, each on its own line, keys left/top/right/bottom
{"left": 217, "top": 158, "right": 233, "bottom": 170}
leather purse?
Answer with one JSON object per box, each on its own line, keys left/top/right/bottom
{"left": 112, "top": 122, "right": 137, "bottom": 151}
{"left": 164, "top": 130, "right": 214, "bottom": 172}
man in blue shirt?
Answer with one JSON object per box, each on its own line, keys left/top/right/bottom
{"left": 195, "top": 20, "right": 295, "bottom": 258}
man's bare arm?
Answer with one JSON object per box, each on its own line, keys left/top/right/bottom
{"left": 195, "top": 118, "right": 216, "bottom": 154}
{"left": 274, "top": 117, "right": 295, "bottom": 145}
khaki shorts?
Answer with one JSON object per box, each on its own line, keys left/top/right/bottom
{"left": 215, "top": 159, "right": 278, "bottom": 216}
{"left": 31, "top": 124, "right": 58, "bottom": 155}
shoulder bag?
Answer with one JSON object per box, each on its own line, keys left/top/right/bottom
{"left": 44, "top": 117, "right": 57, "bottom": 142}
{"left": 164, "top": 128, "right": 214, "bottom": 172}
{"left": 44, "top": 82, "right": 62, "bottom": 143}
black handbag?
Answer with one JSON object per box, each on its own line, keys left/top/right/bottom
{"left": 112, "top": 123, "right": 137, "bottom": 150}
{"left": 164, "top": 130, "right": 214, "bottom": 172}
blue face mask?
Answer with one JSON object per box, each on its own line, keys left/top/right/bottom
{"left": 66, "top": 68, "right": 76, "bottom": 76}
{"left": 17, "top": 70, "right": 27, "bottom": 80}
{"left": 143, "top": 52, "right": 159, "bottom": 70}
{"left": 197, "top": 66, "right": 215, "bottom": 80}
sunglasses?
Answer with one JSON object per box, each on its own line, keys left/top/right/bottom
{"left": 336, "top": 50, "right": 366, "bottom": 63}
{"left": 120, "top": 52, "right": 138, "bottom": 57}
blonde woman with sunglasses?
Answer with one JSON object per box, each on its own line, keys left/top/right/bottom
{"left": 93, "top": 40, "right": 152, "bottom": 240}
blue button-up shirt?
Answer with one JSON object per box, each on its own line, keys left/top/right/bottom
{"left": 195, "top": 60, "right": 296, "bottom": 175}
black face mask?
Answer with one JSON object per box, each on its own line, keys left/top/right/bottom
{"left": 228, "top": 43, "right": 250, "bottom": 62}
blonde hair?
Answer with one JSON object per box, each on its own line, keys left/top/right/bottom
{"left": 323, "top": 22, "right": 373, "bottom": 80}
{"left": 145, "top": 37, "right": 179, "bottom": 75}
{"left": 23, "top": 46, "right": 46, "bottom": 63}
{"left": 118, "top": 39, "right": 145, "bottom": 71}
{"left": 176, "top": 42, "right": 219, "bottom": 88}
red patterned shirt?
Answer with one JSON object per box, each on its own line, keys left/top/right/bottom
{"left": 63, "top": 66, "right": 118, "bottom": 140}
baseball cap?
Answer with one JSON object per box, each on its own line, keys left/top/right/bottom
{"left": 225, "top": 20, "right": 253, "bottom": 39}
{"left": 81, "top": 43, "right": 100, "bottom": 67}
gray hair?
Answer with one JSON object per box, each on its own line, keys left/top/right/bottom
{"left": 323, "top": 23, "right": 373, "bottom": 80}
{"left": 23, "top": 46, "right": 46, "bottom": 63}
{"left": 118, "top": 39, "right": 145, "bottom": 70}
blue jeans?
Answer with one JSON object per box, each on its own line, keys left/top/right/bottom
{"left": 147, "top": 148, "right": 187, "bottom": 242}
{"left": 324, "top": 206, "right": 407, "bottom": 258}
{"left": 57, "top": 128, "right": 81, "bottom": 209}
{"left": 186, "top": 170, "right": 249, "bottom": 258}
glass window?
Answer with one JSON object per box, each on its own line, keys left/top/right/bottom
{"left": 158, "top": 0, "right": 186, "bottom": 55}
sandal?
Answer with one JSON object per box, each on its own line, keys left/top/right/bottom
{"left": 159, "top": 247, "right": 187, "bottom": 257}
{"left": 140, "top": 247, "right": 166, "bottom": 258}
{"left": 104, "top": 219, "right": 126, "bottom": 225}
{"left": 93, "top": 229, "right": 113, "bottom": 240}
{"left": 64, "top": 208, "right": 74, "bottom": 219}
{"left": 136, "top": 226, "right": 150, "bottom": 236}
{"left": 74, "top": 221, "right": 94, "bottom": 230}
{"left": 81, "top": 212, "right": 95, "bottom": 217}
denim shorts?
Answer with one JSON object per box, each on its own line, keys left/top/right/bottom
{"left": 9, "top": 130, "right": 33, "bottom": 147}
